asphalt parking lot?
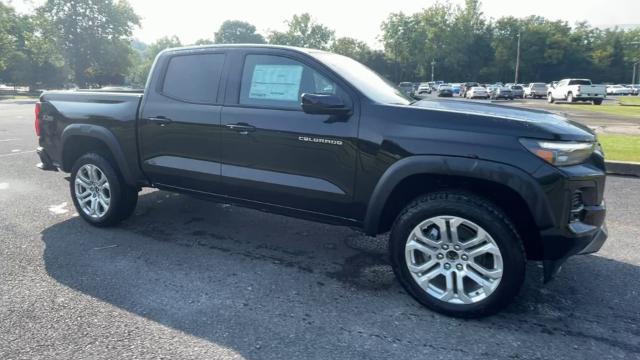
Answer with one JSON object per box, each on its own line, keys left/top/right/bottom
{"left": 1, "top": 100, "right": 639, "bottom": 359}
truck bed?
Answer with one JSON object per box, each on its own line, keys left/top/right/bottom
{"left": 38, "top": 90, "right": 144, "bottom": 183}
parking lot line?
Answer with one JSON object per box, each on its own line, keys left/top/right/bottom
{"left": 0, "top": 150, "right": 35, "bottom": 158}
{"left": 0, "top": 138, "right": 20, "bottom": 142}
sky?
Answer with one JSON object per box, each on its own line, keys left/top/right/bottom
{"left": 7, "top": 0, "right": 640, "bottom": 47}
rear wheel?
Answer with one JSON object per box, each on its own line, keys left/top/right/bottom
{"left": 567, "top": 92, "right": 574, "bottom": 103}
{"left": 70, "top": 153, "right": 138, "bottom": 227}
{"left": 389, "top": 192, "right": 525, "bottom": 318}
{"left": 593, "top": 99, "right": 603, "bottom": 105}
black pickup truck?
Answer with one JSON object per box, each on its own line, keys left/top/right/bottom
{"left": 35, "top": 44, "right": 607, "bottom": 317}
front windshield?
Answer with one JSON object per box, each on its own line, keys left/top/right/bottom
{"left": 311, "top": 52, "right": 412, "bottom": 105}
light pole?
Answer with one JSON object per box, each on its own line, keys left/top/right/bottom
{"left": 514, "top": 31, "right": 521, "bottom": 84}
{"left": 629, "top": 41, "right": 640, "bottom": 84}
{"left": 431, "top": 60, "right": 436, "bottom": 82}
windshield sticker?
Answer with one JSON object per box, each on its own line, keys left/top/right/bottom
{"left": 249, "top": 64, "right": 303, "bottom": 101}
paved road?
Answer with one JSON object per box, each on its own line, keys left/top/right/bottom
{"left": 1, "top": 101, "right": 639, "bottom": 359}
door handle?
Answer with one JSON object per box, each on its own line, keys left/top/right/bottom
{"left": 225, "top": 123, "right": 256, "bottom": 134}
{"left": 147, "top": 116, "right": 173, "bottom": 126}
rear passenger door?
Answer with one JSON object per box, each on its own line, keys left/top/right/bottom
{"left": 138, "top": 49, "right": 227, "bottom": 193}
{"left": 219, "top": 50, "right": 360, "bottom": 219}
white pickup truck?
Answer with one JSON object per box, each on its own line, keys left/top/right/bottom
{"left": 547, "top": 79, "right": 606, "bottom": 105}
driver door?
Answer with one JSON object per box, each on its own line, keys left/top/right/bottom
{"left": 219, "top": 50, "right": 360, "bottom": 219}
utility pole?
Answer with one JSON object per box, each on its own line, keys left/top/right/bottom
{"left": 514, "top": 31, "right": 521, "bottom": 84}
{"left": 629, "top": 42, "right": 640, "bottom": 84}
{"left": 431, "top": 60, "right": 436, "bottom": 82}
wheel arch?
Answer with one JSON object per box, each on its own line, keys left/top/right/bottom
{"left": 363, "top": 156, "right": 553, "bottom": 259}
{"left": 61, "top": 124, "right": 137, "bottom": 186}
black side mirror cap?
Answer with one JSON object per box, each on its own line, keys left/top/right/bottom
{"left": 301, "top": 93, "right": 351, "bottom": 116}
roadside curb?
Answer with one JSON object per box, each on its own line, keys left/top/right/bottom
{"left": 606, "top": 161, "right": 640, "bottom": 177}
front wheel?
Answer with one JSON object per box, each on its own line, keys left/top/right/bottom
{"left": 70, "top": 153, "right": 138, "bottom": 227}
{"left": 547, "top": 93, "right": 555, "bottom": 103}
{"left": 593, "top": 99, "right": 603, "bottom": 105}
{"left": 389, "top": 192, "right": 525, "bottom": 318}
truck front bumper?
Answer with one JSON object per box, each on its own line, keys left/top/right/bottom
{"left": 541, "top": 221, "right": 608, "bottom": 282}
{"left": 536, "top": 163, "right": 608, "bottom": 282}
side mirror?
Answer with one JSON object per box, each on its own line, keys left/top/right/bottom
{"left": 301, "top": 93, "right": 351, "bottom": 116}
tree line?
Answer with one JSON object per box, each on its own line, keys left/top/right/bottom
{"left": 1, "top": 0, "right": 639, "bottom": 89}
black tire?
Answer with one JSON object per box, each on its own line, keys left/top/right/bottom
{"left": 547, "top": 93, "right": 554, "bottom": 103}
{"left": 567, "top": 92, "right": 574, "bottom": 103}
{"left": 593, "top": 99, "right": 603, "bottom": 105}
{"left": 389, "top": 192, "right": 526, "bottom": 318}
{"left": 70, "top": 153, "right": 138, "bottom": 227}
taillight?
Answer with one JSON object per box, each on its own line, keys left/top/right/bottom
{"left": 35, "top": 102, "right": 41, "bottom": 136}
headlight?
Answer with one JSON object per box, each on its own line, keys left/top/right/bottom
{"left": 519, "top": 139, "right": 595, "bottom": 166}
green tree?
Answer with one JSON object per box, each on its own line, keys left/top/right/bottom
{"left": 0, "top": 2, "right": 18, "bottom": 75}
{"left": 38, "top": 0, "right": 140, "bottom": 86}
{"left": 129, "top": 36, "right": 182, "bottom": 86}
{"left": 194, "top": 38, "right": 214, "bottom": 45}
{"left": 145, "top": 36, "right": 183, "bottom": 60}
{"left": 361, "top": 50, "right": 395, "bottom": 80}
{"left": 214, "top": 20, "right": 265, "bottom": 44}
{"left": 450, "top": 0, "right": 493, "bottom": 81}
{"left": 268, "top": 13, "right": 334, "bottom": 49}
{"left": 330, "top": 37, "right": 372, "bottom": 63}
{"left": 0, "top": 4, "right": 67, "bottom": 88}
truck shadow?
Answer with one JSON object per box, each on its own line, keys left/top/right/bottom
{"left": 41, "top": 190, "right": 640, "bottom": 358}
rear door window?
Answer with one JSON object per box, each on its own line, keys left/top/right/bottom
{"left": 162, "top": 53, "right": 226, "bottom": 103}
{"left": 568, "top": 79, "right": 592, "bottom": 86}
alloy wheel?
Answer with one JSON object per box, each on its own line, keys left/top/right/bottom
{"left": 404, "top": 215, "right": 503, "bottom": 305}
{"left": 74, "top": 164, "right": 111, "bottom": 218}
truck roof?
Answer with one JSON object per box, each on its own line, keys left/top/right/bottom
{"left": 159, "top": 44, "right": 331, "bottom": 57}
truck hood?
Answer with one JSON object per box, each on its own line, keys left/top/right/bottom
{"left": 410, "top": 99, "right": 595, "bottom": 142}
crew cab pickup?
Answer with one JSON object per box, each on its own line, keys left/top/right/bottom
{"left": 547, "top": 78, "right": 606, "bottom": 105}
{"left": 35, "top": 45, "right": 607, "bottom": 318}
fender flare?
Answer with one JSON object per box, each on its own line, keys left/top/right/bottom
{"left": 362, "top": 155, "right": 554, "bottom": 235}
{"left": 61, "top": 124, "right": 137, "bottom": 186}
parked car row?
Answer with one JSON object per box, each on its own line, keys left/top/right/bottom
{"left": 606, "top": 84, "right": 639, "bottom": 96}
{"left": 436, "top": 83, "right": 453, "bottom": 97}
{"left": 398, "top": 78, "right": 638, "bottom": 103}
{"left": 524, "top": 83, "right": 548, "bottom": 99}
{"left": 627, "top": 84, "right": 640, "bottom": 95}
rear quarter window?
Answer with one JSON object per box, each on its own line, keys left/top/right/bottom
{"left": 162, "top": 53, "right": 226, "bottom": 103}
